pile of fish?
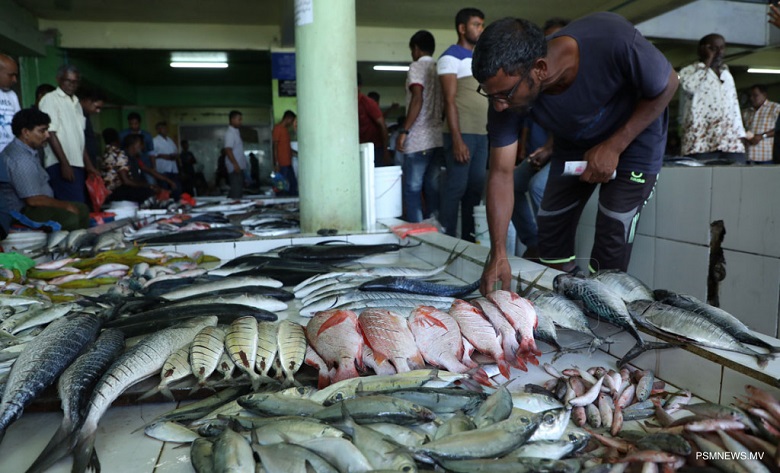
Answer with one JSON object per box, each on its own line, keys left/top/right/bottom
{"left": 144, "top": 318, "right": 307, "bottom": 399}
{"left": 137, "top": 370, "right": 579, "bottom": 473}
{"left": 536, "top": 361, "right": 780, "bottom": 472}
{"left": 305, "top": 290, "right": 541, "bottom": 388}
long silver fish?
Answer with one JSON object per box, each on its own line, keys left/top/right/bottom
{"left": 0, "top": 303, "right": 77, "bottom": 335}
{"left": 628, "top": 300, "right": 774, "bottom": 367}
{"left": 26, "top": 328, "right": 125, "bottom": 473}
{"left": 293, "top": 246, "right": 466, "bottom": 293}
{"left": 654, "top": 289, "right": 780, "bottom": 353}
{"left": 0, "top": 312, "right": 102, "bottom": 442}
{"left": 69, "top": 316, "right": 217, "bottom": 473}
{"left": 162, "top": 293, "right": 287, "bottom": 313}
{"left": 301, "top": 291, "right": 454, "bottom": 317}
{"left": 160, "top": 276, "right": 284, "bottom": 300}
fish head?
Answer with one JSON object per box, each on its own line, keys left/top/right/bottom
{"left": 552, "top": 274, "right": 572, "bottom": 294}
{"left": 411, "top": 403, "right": 437, "bottom": 422}
{"left": 323, "top": 390, "right": 351, "bottom": 406}
{"left": 278, "top": 385, "right": 316, "bottom": 398}
{"left": 561, "top": 426, "right": 592, "bottom": 454}
{"left": 532, "top": 408, "right": 571, "bottom": 441}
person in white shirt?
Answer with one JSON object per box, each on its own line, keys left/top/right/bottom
{"left": 224, "top": 110, "right": 246, "bottom": 199}
{"left": 150, "top": 121, "right": 181, "bottom": 199}
{"left": 0, "top": 54, "right": 21, "bottom": 153}
{"left": 678, "top": 34, "right": 746, "bottom": 164}
{"left": 39, "top": 64, "right": 99, "bottom": 203}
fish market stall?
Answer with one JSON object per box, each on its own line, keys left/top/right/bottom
{"left": 1, "top": 213, "right": 780, "bottom": 472}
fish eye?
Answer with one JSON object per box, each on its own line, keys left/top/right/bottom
{"left": 403, "top": 467, "right": 412, "bottom": 472}
{"left": 544, "top": 413, "right": 555, "bottom": 424}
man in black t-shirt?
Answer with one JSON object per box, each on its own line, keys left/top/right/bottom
{"left": 472, "top": 14, "right": 678, "bottom": 294}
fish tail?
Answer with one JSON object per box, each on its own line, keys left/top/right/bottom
{"left": 333, "top": 361, "right": 359, "bottom": 384}
{"left": 25, "top": 424, "right": 74, "bottom": 473}
{"left": 513, "top": 351, "right": 528, "bottom": 372}
{"left": 138, "top": 385, "right": 166, "bottom": 402}
{"left": 317, "top": 371, "right": 332, "bottom": 389}
{"left": 71, "top": 431, "right": 98, "bottom": 473}
{"left": 497, "top": 358, "right": 512, "bottom": 379}
{"left": 468, "top": 367, "right": 493, "bottom": 387}
{"left": 756, "top": 353, "right": 773, "bottom": 368}
{"left": 502, "top": 335, "right": 522, "bottom": 369}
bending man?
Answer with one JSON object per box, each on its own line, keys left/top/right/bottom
{"left": 473, "top": 14, "right": 678, "bottom": 294}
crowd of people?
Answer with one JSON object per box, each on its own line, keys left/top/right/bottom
{"left": 359, "top": 7, "right": 780, "bottom": 293}
{"left": 0, "top": 57, "right": 252, "bottom": 237}
{"left": 2, "top": 6, "right": 779, "bottom": 280}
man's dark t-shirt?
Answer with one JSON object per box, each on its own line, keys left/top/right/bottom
{"left": 487, "top": 12, "right": 673, "bottom": 175}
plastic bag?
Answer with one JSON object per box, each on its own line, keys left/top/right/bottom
{"left": 271, "top": 172, "right": 289, "bottom": 194}
{"left": 86, "top": 173, "right": 111, "bottom": 212}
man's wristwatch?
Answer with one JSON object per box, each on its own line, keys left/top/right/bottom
{"left": 762, "top": 133, "right": 768, "bottom": 139}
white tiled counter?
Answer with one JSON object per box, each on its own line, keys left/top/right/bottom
{"left": 576, "top": 165, "right": 780, "bottom": 340}
{"left": 3, "top": 224, "right": 780, "bottom": 472}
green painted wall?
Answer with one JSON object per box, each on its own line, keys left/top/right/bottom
{"left": 18, "top": 46, "right": 64, "bottom": 107}
{"left": 137, "top": 85, "right": 271, "bottom": 108}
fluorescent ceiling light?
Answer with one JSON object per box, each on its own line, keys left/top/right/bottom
{"left": 373, "top": 65, "right": 409, "bottom": 72}
{"left": 747, "top": 68, "right": 780, "bottom": 74}
{"left": 170, "top": 62, "right": 228, "bottom": 68}
{"left": 170, "top": 52, "right": 228, "bottom": 68}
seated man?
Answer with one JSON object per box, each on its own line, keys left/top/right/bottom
{"left": 0, "top": 108, "right": 89, "bottom": 231}
{"left": 101, "top": 129, "right": 161, "bottom": 203}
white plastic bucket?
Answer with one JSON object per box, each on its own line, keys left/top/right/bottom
{"left": 374, "top": 166, "right": 403, "bottom": 219}
{"left": 473, "top": 205, "right": 489, "bottom": 246}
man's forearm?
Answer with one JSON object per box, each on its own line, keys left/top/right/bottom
{"left": 25, "top": 195, "right": 75, "bottom": 211}
{"left": 47, "top": 133, "right": 70, "bottom": 166}
{"left": 486, "top": 145, "right": 519, "bottom": 252}
{"left": 444, "top": 101, "right": 463, "bottom": 141}
{"left": 225, "top": 149, "right": 240, "bottom": 171}
{"left": 403, "top": 93, "right": 423, "bottom": 131}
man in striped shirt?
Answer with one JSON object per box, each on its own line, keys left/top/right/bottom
{"left": 743, "top": 84, "right": 780, "bottom": 164}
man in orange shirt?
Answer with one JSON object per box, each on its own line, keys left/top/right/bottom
{"left": 272, "top": 110, "right": 297, "bottom": 196}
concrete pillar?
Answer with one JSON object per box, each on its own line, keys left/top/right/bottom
{"left": 295, "top": 0, "right": 362, "bottom": 232}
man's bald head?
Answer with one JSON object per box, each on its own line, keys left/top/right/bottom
{"left": 0, "top": 54, "right": 19, "bottom": 92}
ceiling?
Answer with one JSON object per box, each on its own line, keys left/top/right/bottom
{"left": 10, "top": 0, "right": 780, "bottom": 95}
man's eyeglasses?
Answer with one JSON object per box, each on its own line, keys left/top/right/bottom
{"left": 476, "top": 75, "right": 524, "bottom": 104}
